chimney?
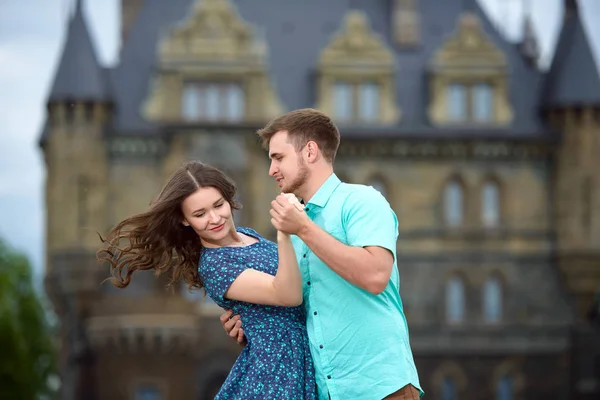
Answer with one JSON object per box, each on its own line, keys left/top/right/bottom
{"left": 121, "top": 0, "right": 144, "bottom": 45}
{"left": 392, "top": 0, "right": 420, "bottom": 47}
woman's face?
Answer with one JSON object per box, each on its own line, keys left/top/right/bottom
{"left": 180, "top": 186, "right": 235, "bottom": 245}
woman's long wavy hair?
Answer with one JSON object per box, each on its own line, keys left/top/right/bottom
{"left": 97, "top": 161, "right": 241, "bottom": 292}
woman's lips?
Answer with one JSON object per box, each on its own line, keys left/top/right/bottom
{"left": 210, "top": 223, "right": 225, "bottom": 232}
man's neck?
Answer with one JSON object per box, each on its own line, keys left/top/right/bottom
{"left": 298, "top": 167, "right": 334, "bottom": 203}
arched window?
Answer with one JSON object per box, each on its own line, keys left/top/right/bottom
{"left": 446, "top": 275, "right": 466, "bottom": 323}
{"left": 496, "top": 375, "right": 513, "bottom": 400}
{"left": 482, "top": 180, "right": 500, "bottom": 228}
{"left": 483, "top": 275, "right": 503, "bottom": 323}
{"left": 444, "top": 179, "right": 464, "bottom": 227}
{"left": 368, "top": 177, "right": 388, "bottom": 198}
{"left": 442, "top": 376, "right": 457, "bottom": 400}
{"left": 134, "top": 385, "right": 162, "bottom": 400}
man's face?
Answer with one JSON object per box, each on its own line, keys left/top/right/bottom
{"left": 268, "top": 130, "right": 309, "bottom": 195}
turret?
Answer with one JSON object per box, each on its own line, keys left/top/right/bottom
{"left": 40, "top": 0, "right": 112, "bottom": 397}
{"left": 543, "top": 0, "right": 600, "bottom": 319}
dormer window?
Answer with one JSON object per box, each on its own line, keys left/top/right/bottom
{"left": 446, "top": 82, "right": 494, "bottom": 123}
{"left": 428, "top": 13, "right": 512, "bottom": 127}
{"left": 182, "top": 82, "right": 244, "bottom": 122}
{"left": 333, "top": 81, "right": 381, "bottom": 123}
{"left": 316, "top": 11, "right": 399, "bottom": 125}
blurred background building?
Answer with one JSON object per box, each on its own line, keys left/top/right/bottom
{"left": 39, "top": 0, "right": 600, "bottom": 399}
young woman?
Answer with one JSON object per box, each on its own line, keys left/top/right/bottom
{"left": 97, "top": 161, "right": 315, "bottom": 400}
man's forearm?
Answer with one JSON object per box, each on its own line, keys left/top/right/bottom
{"left": 297, "top": 220, "right": 390, "bottom": 294}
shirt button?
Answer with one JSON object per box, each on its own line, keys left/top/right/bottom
{"left": 327, "top": 375, "right": 331, "bottom": 379}
{"left": 306, "top": 207, "right": 310, "bottom": 212}
{"left": 319, "top": 345, "right": 323, "bottom": 349}
{"left": 314, "top": 311, "right": 317, "bottom": 315}
{"left": 303, "top": 254, "right": 307, "bottom": 258}
{"left": 307, "top": 281, "right": 311, "bottom": 285}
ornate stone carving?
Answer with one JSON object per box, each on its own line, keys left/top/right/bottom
{"left": 432, "top": 13, "right": 506, "bottom": 69}
{"left": 159, "top": 0, "right": 264, "bottom": 64}
{"left": 319, "top": 11, "right": 394, "bottom": 68}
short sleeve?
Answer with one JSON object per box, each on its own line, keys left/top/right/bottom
{"left": 198, "top": 252, "right": 247, "bottom": 304}
{"left": 342, "top": 187, "right": 399, "bottom": 256}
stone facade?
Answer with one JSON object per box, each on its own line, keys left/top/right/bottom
{"left": 40, "top": 0, "right": 600, "bottom": 399}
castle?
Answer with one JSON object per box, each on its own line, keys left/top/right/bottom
{"left": 41, "top": 0, "right": 600, "bottom": 398}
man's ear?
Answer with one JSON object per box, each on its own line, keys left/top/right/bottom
{"left": 306, "top": 141, "right": 319, "bottom": 162}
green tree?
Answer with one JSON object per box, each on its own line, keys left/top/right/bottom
{"left": 0, "top": 237, "right": 58, "bottom": 399}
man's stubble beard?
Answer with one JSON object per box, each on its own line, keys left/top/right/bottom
{"left": 282, "top": 157, "right": 309, "bottom": 195}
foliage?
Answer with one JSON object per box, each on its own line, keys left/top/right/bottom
{"left": 0, "top": 238, "right": 58, "bottom": 399}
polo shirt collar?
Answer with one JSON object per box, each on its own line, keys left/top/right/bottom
{"left": 305, "top": 173, "right": 341, "bottom": 208}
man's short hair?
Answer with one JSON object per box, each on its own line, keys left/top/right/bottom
{"left": 257, "top": 108, "right": 341, "bottom": 163}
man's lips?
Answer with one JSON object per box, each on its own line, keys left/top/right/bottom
{"left": 210, "top": 223, "right": 225, "bottom": 232}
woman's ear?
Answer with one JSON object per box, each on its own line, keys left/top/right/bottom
{"left": 182, "top": 219, "right": 190, "bottom": 227}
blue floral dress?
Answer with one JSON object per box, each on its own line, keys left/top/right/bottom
{"left": 198, "top": 227, "right": 316, "bottom": 400}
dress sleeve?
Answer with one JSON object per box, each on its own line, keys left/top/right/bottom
{"left": 198, "top": 251, "right": 247, "bottom": 304}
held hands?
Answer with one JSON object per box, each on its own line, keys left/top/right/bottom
{"left": 270, "top": 193, "right": 309, "bottom": 235}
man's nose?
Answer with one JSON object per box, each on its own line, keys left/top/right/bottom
{"left": 269, "top": 162, "right": 277, "bottom": 176}
{"left": 269, "top": 161, "right": 279, "bottom": 176}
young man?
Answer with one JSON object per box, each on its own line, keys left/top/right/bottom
{"left": 222, "top": 109, "right": 422, "bottom": 399}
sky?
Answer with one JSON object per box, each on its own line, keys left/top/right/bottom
{"left": 0, "top": 0, "right": 599, "bottom": 283}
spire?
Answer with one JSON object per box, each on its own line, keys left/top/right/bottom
{"left": 48, "top": 0, "right": 109, "bottom": 103}
{"left": 565, "top": 0, "right": 578, "bottom": 18}
{"left": 519, "top": 0, "right": 539, "bottom": 67}
{"left": 542, "top": 0, "right": 600, "bottom": 108}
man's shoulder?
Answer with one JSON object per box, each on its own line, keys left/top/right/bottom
{"left": 334, "top": 181, "right": 380, "bottom": 198}
{"left": 333, "top": 182, "right": 388, "bottom": 206}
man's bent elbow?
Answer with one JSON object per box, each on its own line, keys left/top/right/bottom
{"left": 365, "top": 269, "right": 392, "bottom": 295}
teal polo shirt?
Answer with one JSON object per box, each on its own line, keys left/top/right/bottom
{"left": 292, "top": 174, "right": 422, "bottom": 400}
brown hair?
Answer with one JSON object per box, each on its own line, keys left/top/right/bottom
{"left": 96, "top": 161, "right": 241, "bottom": 292}
{"left": 257, "top": 108, "right": 340, "bottom": 163}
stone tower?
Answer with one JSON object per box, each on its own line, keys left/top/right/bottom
{"left": 545, "top": 0, "right": 600, "bottom": 320}
{"left": 40, "top": 2, "right": 223, "bottom": 399}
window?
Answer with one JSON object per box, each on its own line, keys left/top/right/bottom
{"left": 446, "top": 276, "right": 465, "bottom": 323}
{"left": 333, "top": 82, "right": 353, "bottom": 121}
{"left": 182, "top": 82, "right": 245, "bottom": 122}
{"left": 473, "top": 83, "right": 493, "bottom": 122}
{"left": 135, "top": 385, "right": 161, "bottom": 400}
{"left": 333, "top": 81, "right": 381, "bottom": 123}
{"left": 447, "top": 84, "right": 467, "bottom": 121}
{"left": 446, "top": 82, "right": 494, "bottom": 123}
{"left": 444, "top": 180, "right": 464, "bottom": 227}
{"left": 77, "top": 176, "right": 89, "bottom": 230}
{"left": 496, "top": 375, "right": 513, "bottom": 400}
{"left": 483, "top": 276, "right": 503, "bottom": 323}
{"left": 482, "top": 180, "right": 500, "bottom": 228}
{"left": 358, "top": 83, "right": 380, "bottom": 122}
{"left": 442, "top": 376, "right": 457, "bottom": 400}
{"left": 582, "top": 177, "right": 592, "bottom": 237}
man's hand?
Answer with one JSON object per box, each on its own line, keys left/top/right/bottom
{"left": 270, "top": 193, "right": 309, "bottom": 235}
{"left": 220, "top": 310, "right": 246, "bottom": 346}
